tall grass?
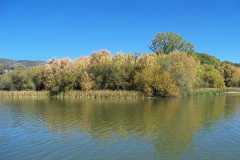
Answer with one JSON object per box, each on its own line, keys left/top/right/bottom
{"left": 0, "top": 90, "right": 144, "bottom": 100}
{"left": 0, "top": 88, "right": 239, "bottom": 100}
{"left": 0, "top": 91, "right": 50, "bottom": 100}
{"left": 192, "top": 88, "right": 225, "bottom": 96}
{"left": 59, "top": 90, "right": 144, "bottom": 100}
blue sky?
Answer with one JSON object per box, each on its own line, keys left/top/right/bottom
{"left": 0, "top": 0, "right": 239, "bottom": 62}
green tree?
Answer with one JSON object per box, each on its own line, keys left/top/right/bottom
{"left": 88, "top": 50, "right": 112, "bottom": 89}
{"left": 0, "top": 74, "right": 12, "bottom": 90}
{"left": 150, "top": 32, "right": 194, "bottom": 54}
{"left": 198, "top": 65, "right": 225, "bottom": 88}
{"left": 43, "top": 59, "right": 75, "bottom": 94}
{"left": 74, "top": 57, "right": 94, "bottom": 91}
{"left": 221, "top": 63, "right": 234, "bottom": 87}
{"left": 108, "top": 54, "right": 136, "bottom": 90}
{"left": 167, "top": 52, "right": 199, "bottom": 95}
{"left": 194, "top": 53, "right": 221, "bottom": 67}
{"left": 134, "top": 55, "right": 179, "bottom": 97}
{"left": 30, "top": 66, "right": 46, "bottom": 90}
{"left": 232, "top": 67, "right": 240, "bottom": 87}
{"left": 0, "top": 69, "right": 35, "bottom": 90}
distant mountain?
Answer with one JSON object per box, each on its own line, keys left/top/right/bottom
{"left": 0, "top": 58, "right": 46, "bottom": 74}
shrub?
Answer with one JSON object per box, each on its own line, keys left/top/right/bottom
{"left": 232, "top": 67, "right": 240, "bottom": 87}
{"left": 198, "top": 65, "right": 225, "bottom": 88}
{"left": 167, "top": 52, "right": 199, "bottom": 95}
{"left": 134, "top": 55, "right": 179, "bottom": 97}
{"left": 43, "top": 59, "right": 75, "bottom": 94}
{"left": 88, "top": 50, "right": 113, "bottom": 89}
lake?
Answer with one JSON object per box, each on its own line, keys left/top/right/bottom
{"left": 1, "top": 95, "right": 240, "bottom": 160}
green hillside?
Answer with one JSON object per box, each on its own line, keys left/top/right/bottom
{"left": 0, "top": 58, "right": 45, "bottom": 74}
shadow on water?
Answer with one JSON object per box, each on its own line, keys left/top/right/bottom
{"left": 1, "top": 95, "right": 240, "bottom": 160}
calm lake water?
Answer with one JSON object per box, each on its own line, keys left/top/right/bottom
{"left": 1, "top": 95, "right": 240, "bottom": 160}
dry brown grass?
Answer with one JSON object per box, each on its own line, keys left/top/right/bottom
{"left": 0, "top": 90, "right": 144, "bottom": 100}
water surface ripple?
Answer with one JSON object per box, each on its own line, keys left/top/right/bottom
{"left": 1, "top": 95, "right": 240, "bottom": 160}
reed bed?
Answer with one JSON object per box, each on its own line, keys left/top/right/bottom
{"left": 0, "top": 91, "right": 50, "bottom": 100}
{"left": 192, "top": 88, "right": 225, "bottom": 96}
{"left": 224, "top": 87, "right": 240, "bottom": 95}
{"left": 0, "top": 90, "right": 144, "bottom": 100}
{"left": 59, "top": 90, "right": 144, "bottom": 100}
{"left": 1, "top": 88, "right": 238, "bottom": 100}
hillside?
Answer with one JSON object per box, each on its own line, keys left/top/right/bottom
{"left": 0, "top": 58, "right": 45, "bottom": 74}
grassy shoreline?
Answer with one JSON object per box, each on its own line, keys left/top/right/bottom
{"left": 192, "top": 88, "right": 240, "bottom": 96}
{"left": 0, "top": 90, "right": 144, "bottom": 100}
{"left": 0, "top": 88, "right": 239, "bottom": 100}
{"left": 192, "top": 88, "right": 225, "bottom": 96}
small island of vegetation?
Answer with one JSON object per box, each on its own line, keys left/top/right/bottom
{"left": 0, "top": 32, "right": 240, "bottom": 99}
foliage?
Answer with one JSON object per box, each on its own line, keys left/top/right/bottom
{"left": 150, "top": 32, "right": 194, "bottom": 54}
{"left": 134, "top": 54, "right": 179, "bottom": 97}
{"left": 0, "top": 32, "right": 239, "bottom": 97}
{"left": 232, "top": 67, "right": 240, "bottom": 87}
{"left": 0, "top": 73, "right": 12, "bottom": 90}
{"left": 167, "top": 52, "right": 199, "bottom": 95}
{"left": 198, "top": 65, "right": 225, "bottom": 88}
{"left": 0, "top": 68, "right": 34, "bottom": 90}
{"left": 88, "top": 50, "right": 112, "bottom": 89}
{"left": 108, "top": 54, "right": 136, "bottom": 90}
{"left": 74, "top": 58, "right": 94, "bottom": 91}
{"left": 221, "top": 63, "right": 234, "bottom": 87}
{"left": 30, "top": 66, "right": 46, "bottom": 90}
{"left": 0, "top": 64, "right": 4, "bottom": 75}
{"left": 194, "top": 53, "right": 221, "bottom": 67}
{"left": 43, "top": 59, "right": 75, "bottom": 94}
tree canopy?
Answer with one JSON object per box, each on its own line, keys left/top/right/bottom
{"left": 150, "top": 32, "right": 194, "bottom": 54}
{"left": 0, "top": 32, "right": 239, "bottom": 97}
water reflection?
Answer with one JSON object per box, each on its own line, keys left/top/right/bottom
{"left": 1, "top": 95, "right": 240, "bottom": 160}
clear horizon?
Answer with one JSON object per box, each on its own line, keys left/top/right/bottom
{"left": 0, "top": 0, "right": 239, "bottom": 62}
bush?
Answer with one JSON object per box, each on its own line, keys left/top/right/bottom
{"left": 221, "top": 63, "right": 234, "bottom": 87}
{"left": 88, "top": 50, "right": 112, "bottom": 89}
{"left": 167, "top": 52, "right": 199, "bottom": 95}
{"left": 0, "top": 69, "right": 34, "bottom": 90}
{"left": 43, "top": 59, "right": 75, "bottom": 94}
{"left": 108, "top": 54, "right": 136, "bottom": 90}
{"left": 232, "top": 67, "right": 240, "bottom": 87}
{"left": 198, "top": 65, "right": 225, "bottom": 88}
{"left": 0, "top": 74, "right": 12, "bottom": 90}
{"left": 134, "top": 55, "right": 179, "bottom": 97}
{"left": 31, "top": 66, "right": 46, "bottom": 90}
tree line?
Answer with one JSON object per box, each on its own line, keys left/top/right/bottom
{"left": 0, "top": 32, "right": 240, "bottom": 97}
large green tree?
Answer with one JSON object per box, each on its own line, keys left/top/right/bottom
{"left": 150, "top": 32, "right": 194, "bottom": 54}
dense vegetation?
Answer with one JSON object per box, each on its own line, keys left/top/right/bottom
{"left": 0, "top": 32, "right": 240, "bottom": 97}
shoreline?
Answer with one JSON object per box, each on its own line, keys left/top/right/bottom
{"left": 0, "top": 90, "right": 144, "bottom": 100}
{"left": 0, "top": 88, "right": 239, "bottom": 100}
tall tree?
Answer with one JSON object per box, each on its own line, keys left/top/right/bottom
{"left": 150, "top": 32, "right": 194, "bottom": 54}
